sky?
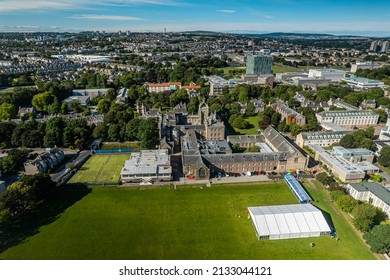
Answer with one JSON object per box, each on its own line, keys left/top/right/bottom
{"left": 0, "top": 0, "right": 390, "bottom": 36}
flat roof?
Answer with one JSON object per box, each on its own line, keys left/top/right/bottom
{"left": 316, "top": 148, "right": 366, "bottom": 175}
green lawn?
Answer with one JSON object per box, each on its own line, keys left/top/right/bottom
{"left": 220, "top": 66, "right": 245, "bottom": 75}
{"left": 302, "top": 179, "right": 382, "bottom": 260}
{"left": 0, "top": 181, "right": 379, "bottom": 260}
{"left": 297, "top": 65, "right": 350, "bottom": 71}
{"left": 232, "top": 116, "right": 259, "bottom": 135}
{"left": 272, "top": 64, "right": 298, "bottom": 73}
{"left": 377, "top": 163, "right": 390, "bottom": 175}
{"left": 101, "top": 141, "right": 140, "bottom": 151}
{"left": 69, "top": 154, "right": 129, "bottom": 184}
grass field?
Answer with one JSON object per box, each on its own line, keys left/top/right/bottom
{"left": 302, "top": 180, "right": 382, "bottom": 260}
{"left": 221, "top": 66, "right": 245, "bottom": 75}
{"left": 272, "top": 64, "right": 298, "bottom": 73}
{"left": 68, "top": 154, "right": 129, "bottom": 184}
{"left": 101, "top": 141, "right": 140, "bottom": 151}
{"left": 0, "top": 181, "right": 379, "bottom": 260}
{"left": 232, "top": 116, "right": 259, "bottom": 135}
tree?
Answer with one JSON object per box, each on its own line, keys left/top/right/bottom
{"left": 125, "top": 119, "right": 140, "bottom": 140}
{"left": 340, "top": 134, "right": 355, "bottom": 148}
{"left": 169, "top": 89, "right": 189, "bottom": 107}
{"left": 0, "top": 182, "right": 31, "bottom": 214}
{"left": 20, "top": 173, "right": 56, "bottom": 200}
{"left": 364, "top": 224, "right": 390, "bottom": 254}
{"left": 330, "top": 190, "right": 345, "bottom": 202}
{"left": 31, "top": 92, "right": 55, "bottom": 112}
{"left": 316, "top": 172, "right": 336, "bottom": 187}
{"left": 138, "top": 118, "right": 159, "bottom": 149}
{"left": 107, "top": 124, "right": 121, "bottom": 141}
{"left": 0, "top": 149, "right": 29, "bottom": 175}
{"left": 245, "top": 146, "right": 260, "bottom": 153}
{"left": 352, "top": 203, "right": 377, "bottom": 232}
{"left": 0, "top": 102, "right": 16, "bottom": 120}
{"left": 336, "top": 195, "right": 358, "bottom": 213}
{"left": 378, "top": 146, "right": 390, "bottom": 167}
{"left": 0, "top": 122, "right": 16, "bottom": 147}
{"left": 97, "top": 99, "right": 112, "bottom": 114}
{"left": 245, "top": 102, "right": 255, "bottom": 116}
{"left": 229, "top": 114, "right": 249, "bottom": 129}
{"left": 93, "top": 123, "right": 108, "bottom": 139}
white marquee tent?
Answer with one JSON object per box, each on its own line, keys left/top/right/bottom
{"left": 248, "top": 204, "right": 331, "bottom": 240}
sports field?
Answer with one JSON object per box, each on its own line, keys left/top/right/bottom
{"left": 0, "top": 181, "right": 378, "bottom": 260}
{"left": 68, "top": 154, "right": 129, "bottom": 184}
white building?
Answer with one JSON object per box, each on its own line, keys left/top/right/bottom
{"left": 248, "top": 204, "right": 331, "bottom": 240}
{"left": 350, "top": 61, "right": 381, "bottom": 73}
{"left": 308, "top": 69, "right": 346, "bottom": 82}
{"left": 0, "top": 181, "right": 5, "bottom": 192}
{"left": 313, "top": 146, "right": 379, "bottom": 183}
{"left": 347, "top": 182, "right": 390, "bottom": 217}
{"left": 316, "top": 110, "right": 379, "bottom": 128}
{"left": 120, "top": 149, "right": 172, "bottom": 183}
{"left": 73, "top": 88, "right": 109, "bottom": 98}
{"left": 379, "top": 118, "right": 390, "bottom": 141}
{"left": 145, "top": 82, "right": 181, "bottom": 93}
{"left": 313, "top": 146, "right": 366, "bottom": 183}
{"left": 341, "top": 76, "right": 385, "bottom": 91}
{"left": 296, "top": 131, "right": 351, "bottom": 148}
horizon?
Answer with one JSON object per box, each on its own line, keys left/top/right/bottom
{"left": 0, "top": 0, "right": 390, "bottom": 37}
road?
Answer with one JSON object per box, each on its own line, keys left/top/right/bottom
{"left": 50, "top": 150, "right": 90, "bottom": 183}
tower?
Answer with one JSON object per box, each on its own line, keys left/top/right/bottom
{"left": 198, "top": 102, "right": 209, "bottom": 125}
{"left": 246, "top": 54, "right": 272, "bottom": 75}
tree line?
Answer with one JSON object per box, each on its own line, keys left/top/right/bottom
{"left": 0, "top": 174, "right": 56, "bottom": 223}
{"left": 316, "top": 173, "right": 389, "bottom": 255}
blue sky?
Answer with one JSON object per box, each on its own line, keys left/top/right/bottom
{"left": 0, "top": 0, "right": 389, "bottom": 35}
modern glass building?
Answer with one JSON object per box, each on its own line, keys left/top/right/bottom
{"left": 246, "top": 54, "right": 273, "bottom": 75}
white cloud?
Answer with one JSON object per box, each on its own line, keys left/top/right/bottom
{"left": 0, "top": 0, "right": 184, "bottom": 13}
{"left": 69, "top": 14, "right": 142, "bottom": 20}
{"left": 0, "top": 1, "right": 71, "bottom": 12}
{"left": 217, "top": 10, "right": 236, "bottom": 13}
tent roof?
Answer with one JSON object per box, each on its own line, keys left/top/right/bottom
{"left": 248, "top": 204, "right": 331, "bottom": 237}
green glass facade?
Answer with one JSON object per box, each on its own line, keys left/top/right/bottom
{"left": 246, "top": 54, "right": 273, "bottom": 75}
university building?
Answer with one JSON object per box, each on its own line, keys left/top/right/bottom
{"left": 316, "top": 110, "right": 379, "bottom": 128}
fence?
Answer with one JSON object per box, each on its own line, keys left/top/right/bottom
{"left": 56, "top": 153, "right": 91, "bottom": 186}
{"left": 67, "top": 182, "right": 121, "bottom": 187}
{"left": 92, "top": 149, "right": 132, "bottom": 154}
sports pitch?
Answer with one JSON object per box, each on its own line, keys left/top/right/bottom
{"left": 68, "top": 154, "right": 130, "bottom": 184}
{"left": 0, "top": 181, "right": 378, "bottom": 260}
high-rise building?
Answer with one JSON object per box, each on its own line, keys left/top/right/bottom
{"left": 369, "top": 40, "right": 379, "bottom": 52}
{"left": 381, "top": 41, "right": 389, "bottom": 53}
{"left": 246, "top": 54, "right": 273, "bottom": 75}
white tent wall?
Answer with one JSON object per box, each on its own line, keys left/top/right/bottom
{"left": 248, "top": 204, "right": 331, "bottom": 240}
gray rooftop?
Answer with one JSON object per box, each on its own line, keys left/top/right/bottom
{"left": 262, "top": 126, "right": 302, "bottom": 158}
{"left": 227, "top": 135, "right": 264, "bottom": 144}
{"left": 203, "top": 152, "right": 286, "bottom": 165}
{"left": 276, "top": 100, "right": 301, "bottom": 118}
{"left": 349, "top": 182, "right": 390, "bottom": 205}
{"left": 301, "top": 131, "right": 351, "bottom": 140}
{"left": 317, "top": 110, "right": 378, "bottom": 118}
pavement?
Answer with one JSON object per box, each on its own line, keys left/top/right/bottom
{"left": 50, "top": 150, "right": 90, "bottom": 183}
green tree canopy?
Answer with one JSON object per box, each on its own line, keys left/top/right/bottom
{"left": 352, "top": 203, "right": 377, "bottom": 232}
{"left": 378, "top": 146, "right": 390, "bottom": 167}
{"left": 364, "top": 224, "right": 390, "bottom": 254}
